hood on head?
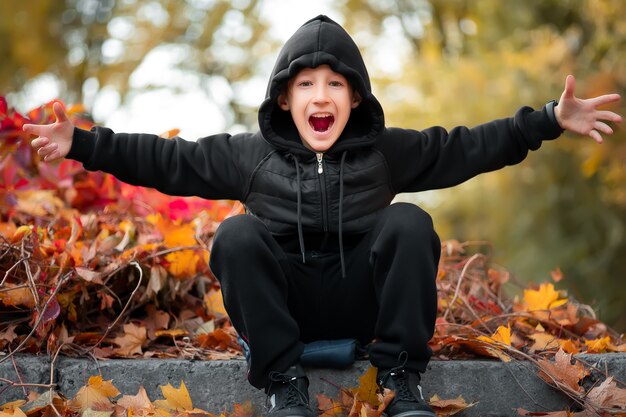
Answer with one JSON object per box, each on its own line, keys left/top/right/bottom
{"left": 258, "top": 15, "right": 385, "bottom": 156}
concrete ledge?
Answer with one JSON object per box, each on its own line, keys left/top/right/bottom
{"left": 2, "top": 354, "right": 625, "bottom": 416}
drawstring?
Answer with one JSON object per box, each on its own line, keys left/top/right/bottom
{"left": 293, "top": 156, "right": 306, "bottom": 263}
{"left": 338, "top": 151, "right": 347, "bottom": 278}
{"left": 291, "top": 151, "right": 347, "bottom": 275}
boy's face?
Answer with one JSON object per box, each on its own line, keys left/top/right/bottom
{"left": 278, "top": 64, "right": 361, "bottom": 152}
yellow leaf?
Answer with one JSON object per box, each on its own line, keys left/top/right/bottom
{"left": 204, "top": 289, "right": 227, "bottom": 317}
{"left": 154, "top": 381, "right": 192, "bottom": 411}
{"left": 523, "top": 283, "right": 567, "bottom": 311}
{"left": 585, "top": 336, "right": 611, "bottom": 353}
{"left": 491, "top": 325, "right": 512, "bottom": 346}
{"left": 71, "top": 376, "right": 120, "bottom": 412}
{"left": 165, "top": 250, "right": 200, "bottom": 278}
{"left": 355, "top": 366, "right": 380, "bottom": 406}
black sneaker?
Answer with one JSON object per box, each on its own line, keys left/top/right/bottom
{"left": 265, "top": 364, "right": 314, "bottom": 417}
{"left": 377, "top": 367, "right": 435, "bottom": 417}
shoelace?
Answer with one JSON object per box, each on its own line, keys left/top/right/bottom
{"left": 379, "top": 351, "right": 424, "bottom": 404}
{"left": 388, "top": 369, "right": 418, "bottom": 402}
{"left": 267, "top": 371, "right": 308, "bottom": 409}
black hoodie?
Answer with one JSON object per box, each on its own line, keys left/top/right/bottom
{"left": 68, "top": 15, "right": 563, "bottom": 271}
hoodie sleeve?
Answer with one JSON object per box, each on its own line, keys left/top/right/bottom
{"left": 67, "top": 127, "right": 247, "bottom": 200}
{"left": 380, "top": 104, "right": 564, "bottom": 193}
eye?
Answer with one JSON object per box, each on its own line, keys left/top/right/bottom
{"left": 329, "top": 80, "right": 344, "bottom": 87}
{"left": 297, "top": 81, "right": 313, "bottom": 87}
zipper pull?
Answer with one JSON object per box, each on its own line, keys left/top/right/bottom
{"left": 316, "top": 153, "right": 324, "bottom": 174}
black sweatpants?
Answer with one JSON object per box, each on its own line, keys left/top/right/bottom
{"left": 210, "top": 202, "right": 440, "bottom": 389}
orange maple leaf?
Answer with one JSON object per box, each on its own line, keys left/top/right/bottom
{"left": 428, "top": 394, "right": 477, "bottom": 414}
{"left": 112, "top": 323, "right": 147, "bottom": 356}
{"left": 586, "top": 376, "right": 626, "bottom": 409}
{"left": 536, "top": 349, "right": 589, "bottom": 393}
{"left": 70, "top": 376, "right": 120, "bottom": 412}
{"left": 116, "top": 386, "right": 155, "bottom": 416}
{"left": 523, "top": 283, "right": 567, "bottom": 311}
{"left": 317, "top": 394, "right": 345, "bottom": 417}
{"left": 0, "top": 283, "right": 35, "bottom": 308}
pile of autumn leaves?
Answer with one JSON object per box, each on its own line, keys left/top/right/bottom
{"left": 1, "top": 98, "right": 625, "bottom": 416}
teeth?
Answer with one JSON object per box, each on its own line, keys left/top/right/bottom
{"left": 311, "top": 113, "right": 333, "bottom": 118}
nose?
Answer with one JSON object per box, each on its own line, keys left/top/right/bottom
{"left": 312, "top": 85, "right": 331, "bottom": 104}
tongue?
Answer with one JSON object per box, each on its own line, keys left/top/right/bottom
{"left": 310, "top": 115, "right": 333, "bottom": 132}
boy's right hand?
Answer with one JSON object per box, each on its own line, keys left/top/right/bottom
{"left": 23, "top": 102, "right": 75, "bottom": 162}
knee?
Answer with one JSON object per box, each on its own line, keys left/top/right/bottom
{"left": 382, "top": 203, "right": 438, "bottom": 243}
{"left": 213, "top": 214, "right": 268, "bottom": 256}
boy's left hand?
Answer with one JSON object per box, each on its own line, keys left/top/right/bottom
{"left": 555, "top": 75, "right": 622, "bottom": 144}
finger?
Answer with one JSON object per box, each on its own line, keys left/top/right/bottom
{"left": 562, "top": 75, "right": 576, "bottom": 99}
{"left": 31, "top": 137, "right": 50, "bottom": 149}
{"left": 22, "top": 123, "right": 41, "bottom": 135}
{"left": 37, "top": 143, "right": 58, "bottom": 157}
{"left": 594, "top": 121, "right": 613, "bottom": 136}
{"left": 589, "top": 93, "right": 621, "bottom": 108}
{"left": 589, "top": 129, "right": 603, "bottom": 144}
{"left": 53, "top": 102, "right": 69, "bottom": 123}
{"left": 596, "top": 110, "right": 623, "bottom": 123}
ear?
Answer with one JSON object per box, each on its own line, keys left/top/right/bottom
{"left": 351, "top": 90, "right": 362, "bottom": 109}
{"left": 277, "top": 93, "right": 290, "bottom": 111}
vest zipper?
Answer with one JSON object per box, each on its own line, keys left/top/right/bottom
{"left": 316, "top": 153, "right": 328, "bottom": 232}
{"left": 316, "top": 152, "right": 324, "bottom": 174}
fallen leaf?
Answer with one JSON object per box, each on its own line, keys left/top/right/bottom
{"left": 154, "top": 381, "right": 192, "bottom": 412}
{"left": 71, "top": 376, "right": 120, "bottom": 412}
{"left": 429, "top": 394, "right": 477, "bottom": 415}
{"left": 536, "top": 349, "right": 588, "bottom": 393}
{"left": 112, "top": 323, "right": 147, "bottom": 356}
{"left": 477, "top": 325, "right": 511, "bottom": 346}
{"left": 586, "top": 376, "right": 626, "bottom": 408}
{"left": 550, "top": 268, "right": 564, "bottom": 283}
{"left": 527, "top": 332, "right": 561, "bottom": 353}
{"left": 523, "top": 283, "right": 567, "bottom": 311}
{"left": 0, "top": 284, "right": 35, "bottom": 308}
{"left": 204, "top": 289, "right": 227, "bottom": 317}
{"left": 355, "top": 366, "right": 379, "bottom": 406}
{"left": 116, "top": 386, "right": 155, "bottom": 416}
{"left": 317, "top": 394, "right": 345, "bottom": 417}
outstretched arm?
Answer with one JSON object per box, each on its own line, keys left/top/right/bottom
{"left": 555, "top": 75, "right": 622, "bottom": 143}
{"left": 23, "top": 102, "right": 74, "bottom": 161}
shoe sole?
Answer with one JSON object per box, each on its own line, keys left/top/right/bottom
{"left": 383, "top": 412, "right": 436, "bottom": 417}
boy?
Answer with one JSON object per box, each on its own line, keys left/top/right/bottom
{"left": 26, "top": 15, "right": 621, "bottom": 417}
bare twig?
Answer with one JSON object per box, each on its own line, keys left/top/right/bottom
{"left": 443, "top": 253, "right": 483, "bottom": 321}
{"left": 0, "top": 272, "right": 71, "bottom": 365}
{"left": 0, "top": 259, "right": 24, "bottom": 287}
{"left": 82, "top": 262, "right": 144, "bottom": 353}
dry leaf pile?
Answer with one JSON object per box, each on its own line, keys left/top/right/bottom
{"left": 1, "top": 99, "right": 625, "bottom": 416}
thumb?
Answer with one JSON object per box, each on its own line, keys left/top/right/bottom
{"left": 562, "top": 75, "right": 576, "bottom": 100}
{"left": 53, "top": 101, "right": 69, "bottom": 123}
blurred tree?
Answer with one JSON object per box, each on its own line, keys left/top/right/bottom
{"left": 0, "top": 0, "right": 274, "bottom": 126}
{"left": 337, "top": 0, "right": 626, "bottom": 330}
{"left": 1, "top": 0, "right": 624, "bottom": 329}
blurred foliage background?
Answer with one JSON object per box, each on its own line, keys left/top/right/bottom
{"left": 1, "top": 0, "right": 624, "bottom": 330}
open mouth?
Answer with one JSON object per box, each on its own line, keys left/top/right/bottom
{"left": 309, "top": 113, "right": 335, "bottom": 132}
